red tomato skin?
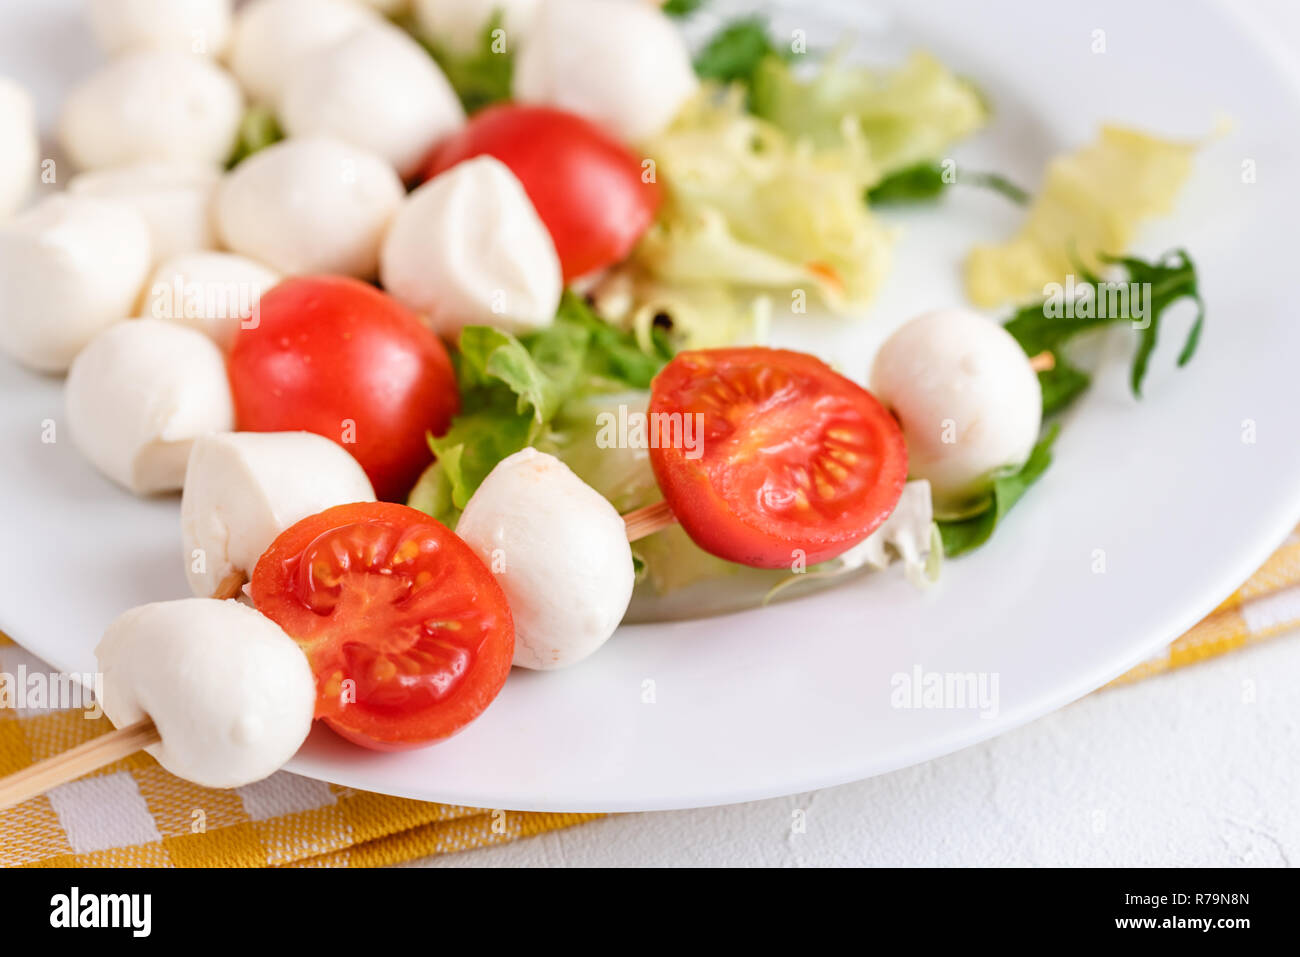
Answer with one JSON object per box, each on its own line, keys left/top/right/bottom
{"left": 228, "top": 276, "right": 459, "bottom": 502}
{"left": 649, "top": 348, "right": 909, "bottom": 569}
{"left": 422, "top": 103, "right": 660, "bottom": 281}
{"left": 251, "top": 502, "right": 515, "bottom": 751}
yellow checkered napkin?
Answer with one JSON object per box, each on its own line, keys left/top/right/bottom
{"left": 3, "top": 525, "right": 1299, "bottom": 868}
{"left": 0, "top": 635, "right": 599, "bottom": 867}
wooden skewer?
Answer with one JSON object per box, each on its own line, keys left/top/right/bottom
{"left": 1029, "top": 350, "right": 1055, "bottom": 372}
{"left": 212, "top": 570, "right": 247, "bottom": 601}
{"left": 0, "top": 716, "right": 159, "bottom": 811}
{"left": 623, "top": 499, "right": 677, "bottom": 542}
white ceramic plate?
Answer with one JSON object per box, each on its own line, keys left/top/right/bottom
{"left": 4, "top": 0, "right": 1299, "bottom": 812}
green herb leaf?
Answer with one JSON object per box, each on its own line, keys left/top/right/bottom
{"left": 937, "top": 424, "right": 1060, "bottom": 557}
{"left": 225, "top": 105, "right": 283, "bottom": 169}
{"left": 663, "top": 0, "right": 705, "bottom": 17}
{"left": 1003, "top": 249, "right": 1204, "bottom": 406}
{"left": 694, "top": 17, "right": 782, "bottom": 88}
{"left": 866, "top": 162, "right": 948, "bottom": 204}
{"left": 959, "top": 170, "right": 1030, "bottom": 205}
{"left": 1103, "top": 250, "right": 1205, "bottom": 397}
{"left": 1037, "top": 359, "right": 1092, "bottom": 417}
{"left": 866, "top": 160, "right": 1029, "bottom": 206}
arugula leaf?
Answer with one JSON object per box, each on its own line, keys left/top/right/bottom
{"left": 1106, "top": 250, "right": 1205, "bottom": 397}
{"left": 866, "top": 162, "right": 947, "bottom": 203}
{"left": 1003, "top": 249, "right": 1204, "bottom": 403}
{"left": 937, "top": 424, "right": 1060, "bottom": 557}
{"left": 693, "top": 18, "right": 783, "bottom": 88}
{"left": 663, "top": 0, "right": 705, "bottom": 16}
{"left": 410, "top": 294, "right": 674, "bottom": 518}
{"left": 225, "top": 105, "right": 282, "bottom": 169}
{"left": 1036, "top": 359, "right": 1092, "bottom": 417}
{"left": 867, "top": 160, "right": 1029, "bottom": 206}
{"left": 414, "top": 11, "right": 513, "bottom": 113}
{"left": 960, "top": 171, "right": 1030, "bottom": 205}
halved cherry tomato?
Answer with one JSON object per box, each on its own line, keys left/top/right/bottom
{"left": 251, "top": 502, "right": 514, "bottom": 751}
{"left": 648, "top": 348, "right": 908, "bottom": 568}
{"left": 422, "top": 103, "right": 660, "bottom": 281}
{"left": 228, "top": 276, "right": 459, "bottom": 502}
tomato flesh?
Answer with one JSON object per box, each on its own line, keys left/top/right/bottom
{"left": 422, "top": 103, "right": 660, "bottom": 280}
{"left": 251, "top": 503, "right": 514, "bottom": 750}
{"left": 228, "top": 276, "right": 459, "bottom": 502}
{"left": 648, "top": 348, "right": 908, "bottom": 568}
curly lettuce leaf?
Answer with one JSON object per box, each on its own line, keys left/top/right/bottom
{"left": 767, "top": 480, "right": 940, "bottom": 599}
{"left": 967, "top": 125, "right": 1196, "bottom": 307}
{"left": 750, "top": 52, "right": 988, "bottom": 176}
{"left": 539, "top": 390, "right": 738, "bottom": 592}
{"left": 604, "top": 88, "right": 891, "bottom": 340}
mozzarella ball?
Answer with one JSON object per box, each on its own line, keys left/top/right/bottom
{"left": 87, "top": 0, "right": 234, "bottom": 58}
{"left": 347, "top": 0, "right": 408, "bottom": 13}
{"left": 181, "top": 431, "right": 375, "bottom": 598}
{"left": 381, "top": 156, "right": 561, "bottom": 336}
{"left": 66, "top": 319, "right": 234, "bottom": 494}
{"left": 0, "top": 196, "right": 152, "bottom": 372}
{"left": 0, "top": 77, "right": 39, "bottom": 220}
{"left": 414, "top": 0, "right": 538, "bottom": 54}
{"left": 68, "top": 162, "right": 221, "bottom": 265}
{"left": 96, "top": 598, "right": 315, "bottom": 789}
{"left": 870, "top": 308, "right": 1043, "bottom": 512}
{"left": 216, "top": 136, "right": 404, "bottom": 278}
{"left": 514, "top": 0, "right": 696, "bottom": 143}
{"left": 281, "top": 23, "right": 464, "bottom": 179}
{"left": 59, "top": 51, "right": 243, "bottom": 170}
{"left": 228, "top": 0, "right": 376, "bottom": 106}
{"left": 457, "top": 448, "right": 634, "bottom": 670}
{"left": 142, "top": 251, "right": 280, "bottom": 349}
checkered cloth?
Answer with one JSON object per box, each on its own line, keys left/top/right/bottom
{"left": 3, "top": 526, "right": 1299, "bottom": 867}
{"left": 0, "top": 630, "right": 599, "bottom": 867}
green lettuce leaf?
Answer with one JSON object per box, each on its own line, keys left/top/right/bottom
{"left": 594, "top": 87, "right": 891, "bottom": 341}
{"left": 693, "top": 17, "right": 785, "bottom": 91}
{"left": 749, "top": 51, "right": 988, "bottom": 176}
{"left": 409, "top": 295, "right": 674, "bottom": 521}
